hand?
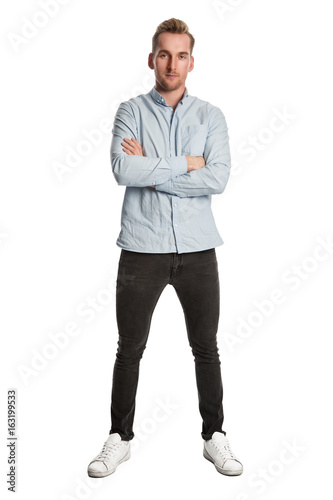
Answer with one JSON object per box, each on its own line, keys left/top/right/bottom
{"left": 186, "top": 155, "right": 206, "bottom": 172}
{"left": 121, "top": 137, "right": 143, "bottom": 156}
{"left": 122, "top": 137, "right": 155, "bottom": 188}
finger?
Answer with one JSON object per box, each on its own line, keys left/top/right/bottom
{"left": 123, "top": 137, "right": 141, "bottom": 151}
{"left": 121, "top": 141, "right": 135, "bottom": 150}
{"left": 129, "top": 137, "right": 141, "bottom": 148}
{"left": 122, "top": 147, "right": 134, "bottom": 155}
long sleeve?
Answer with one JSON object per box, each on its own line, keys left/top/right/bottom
{"left": 155, "top": 108, "right": 231, "bottom": 197}
{"left": 111, "top": 101, "right": 187, "bottom": 187}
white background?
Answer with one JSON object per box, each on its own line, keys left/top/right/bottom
{"left": 1, "top": 0, "right": 333, "bottom": 499}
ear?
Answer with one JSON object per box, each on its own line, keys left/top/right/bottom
{"left": 148, "top": 53, "right": 154, "bottom": 70}
{"left": 188, "top": 55, "right": 194, "bottom": 73}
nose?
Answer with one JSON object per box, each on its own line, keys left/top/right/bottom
{"left": 167, "top": 56, "right": 177, "bottom": 72}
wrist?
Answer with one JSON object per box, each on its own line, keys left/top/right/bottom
{"left": 186, "top": 155, "right": 193, "bottom": 172}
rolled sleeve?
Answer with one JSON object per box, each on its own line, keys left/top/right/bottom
{"left": 155, "top": 156, "right": 187, "bottom": 192}
{"left": 155, "top": 178, "right": 173, "bottom": 193}
{"left": 170, "top": 155, "right": 188, "bottom": 177}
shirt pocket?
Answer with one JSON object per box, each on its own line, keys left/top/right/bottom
{"left": 180, "top": 124, "right": 207, "bottom": 156}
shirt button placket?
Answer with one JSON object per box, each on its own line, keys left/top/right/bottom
{"left": 169, "top": 108, "right": 179, "bottom": 251}
{"left": 172, "top": 195, "right": 179, "bottom": 249}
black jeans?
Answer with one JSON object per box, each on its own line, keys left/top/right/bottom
{"left": 109, "top": 248, "right": 226, "bottom": 441}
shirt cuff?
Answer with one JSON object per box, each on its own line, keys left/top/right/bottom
{"left": 155, "top": 179, "right": 173, "bottom": 193}
{"left": 170, "top": 155, "right": 187, "bottom": 177}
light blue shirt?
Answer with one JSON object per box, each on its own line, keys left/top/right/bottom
{"left": 110, "top": 86, "right": 231, "bottom": 253}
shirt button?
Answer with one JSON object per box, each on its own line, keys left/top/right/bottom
{"left": 175, "top": 224, "right": 178, "bottom": 227}
{"left": 174, "top": 204, "right": 177, "bottom": 207}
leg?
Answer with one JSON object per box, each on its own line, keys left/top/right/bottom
{"left": 110, "top": 250, "right": 169, "bottom": 440}
{"left": 171, "top": 248, "right": 225, "bottom": 440}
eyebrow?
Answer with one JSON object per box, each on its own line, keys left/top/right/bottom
{"left": 157, "top": 49, "right": 189, "bottom": 55}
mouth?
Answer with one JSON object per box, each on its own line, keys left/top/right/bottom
{"left": 165, "top": 74, "right": 179, "bottom": 79}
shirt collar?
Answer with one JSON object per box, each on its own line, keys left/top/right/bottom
{"left": 149, "top": 85, "right": 189, "bottom": 106}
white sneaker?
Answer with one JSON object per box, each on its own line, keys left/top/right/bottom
{"left": 87, "top": 433, "right": 131, "bottom": 478}
{"left": 203, "top": 432, "right": 243, "bottom": 476}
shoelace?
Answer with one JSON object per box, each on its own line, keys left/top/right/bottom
{"left": 213, "top": 438, "right": 236, "bottom": 461}
{"left": 96, "top": 442, "right": 121, "bottom": 462}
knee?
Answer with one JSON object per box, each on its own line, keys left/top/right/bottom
{"left": 115, "top": 336, "right": 147, "bottom": 367}
{"left": 190, "top": 339, "right": 221, "bottom": 364}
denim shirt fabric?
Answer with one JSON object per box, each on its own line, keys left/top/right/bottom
{"left": 110, "top": 86, "right": 231, "bottom": 253}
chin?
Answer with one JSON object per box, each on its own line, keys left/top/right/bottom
{"left": 164, "top": 80, "right": 182, "bottom": 90}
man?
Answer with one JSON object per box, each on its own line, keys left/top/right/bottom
{"left": 87, "top": 18, "right": 243, "bottom": 477}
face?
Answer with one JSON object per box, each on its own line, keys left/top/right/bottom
{"left": 148, "top": 32, "right": 194, "bottom": 92}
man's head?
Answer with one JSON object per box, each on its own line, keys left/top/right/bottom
{"left": 148, "top": 18, "right": 195, "bottom": 93}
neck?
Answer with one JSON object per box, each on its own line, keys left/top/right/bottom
{"left": 155, "top": 82, "right": 186, "bottom": 111}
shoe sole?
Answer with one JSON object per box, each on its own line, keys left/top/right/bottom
{"left": 203, "top": 448, "right": 243, "bottom": 476}
{"left": 87, "top": 449, "right": 131, "bottom": 478}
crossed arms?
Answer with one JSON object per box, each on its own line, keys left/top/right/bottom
{"left": 120, "top": 137, "right": 205, "bottom": 189}
{"left": 110, "top": 101, "right": 231, "bottom": 198}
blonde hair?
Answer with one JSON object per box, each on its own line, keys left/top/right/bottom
{"left": 152, "top": 18, "right": 195, "bottom": 56}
